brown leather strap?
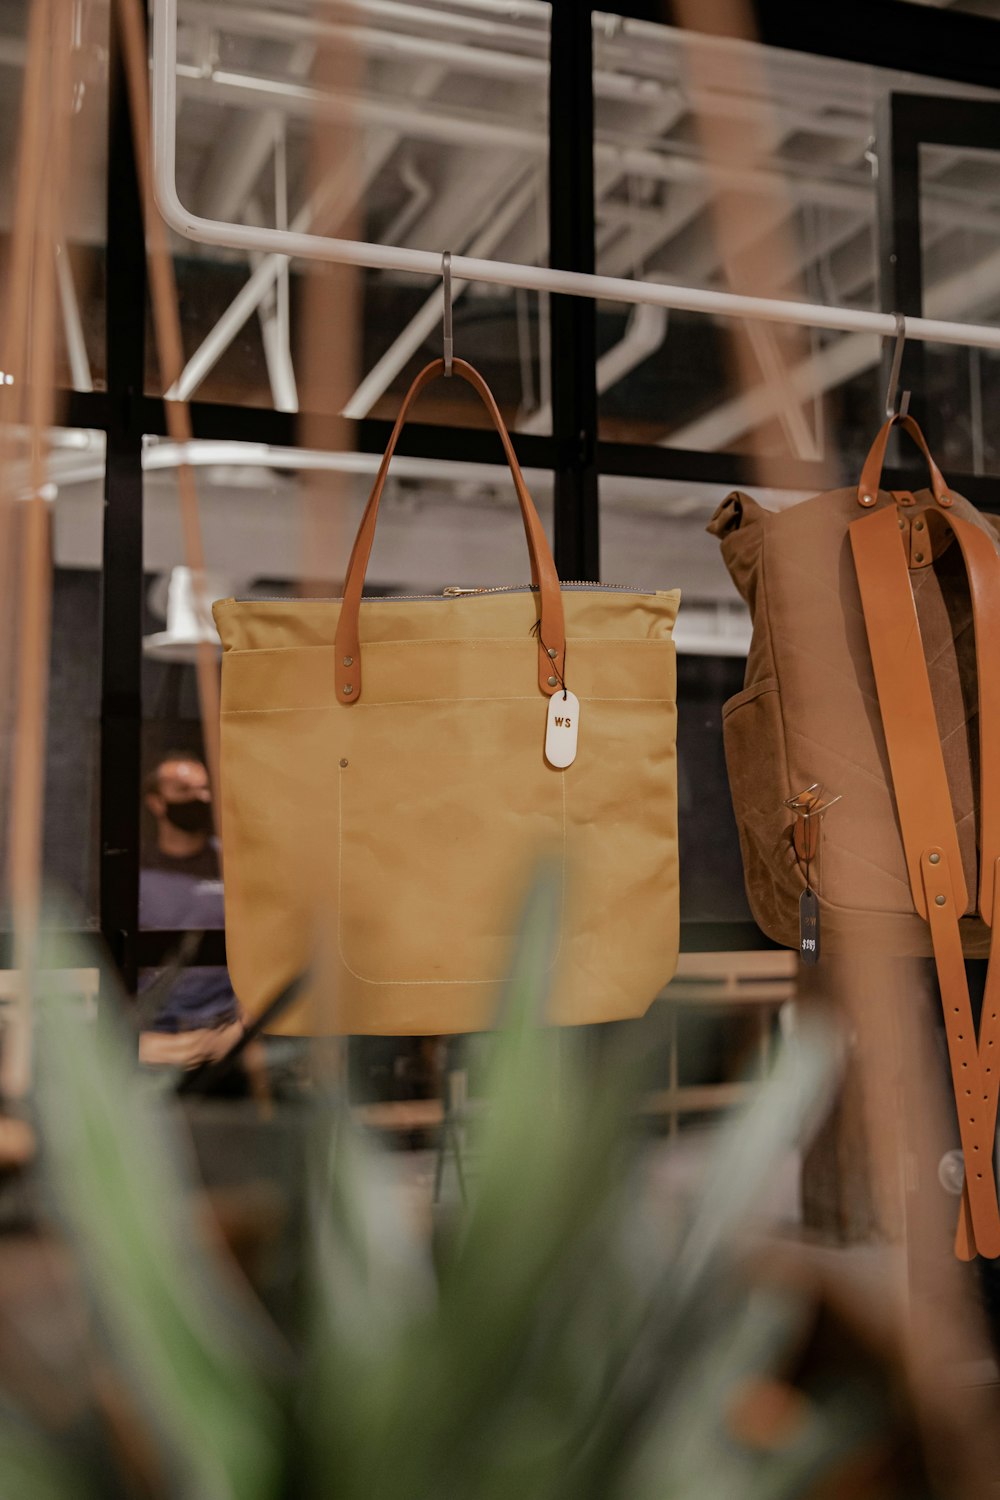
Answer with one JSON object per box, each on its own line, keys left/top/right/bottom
{"left": 956, "top": 860, "right": 1000, "bottom": 1259}
{"left": 857, "top": 413, "right": 952, "bottom": 510}
{"left": 851, "top": 504, "right": 1000, "bottom": 1257}
{"left": 848, "top": 506, "right": 966, "bottom": 919}
{"left": 922, "top": 851, "right": 1000, "bottom": 1258}
{"left": 335, "top": 357, "right": 565, "bottom": 704}
{"left": 934, "top": 514, "right": 1000, "bottom": 1255}
{"left": 941, "top": 516, "right": 1000, "bottom": 920}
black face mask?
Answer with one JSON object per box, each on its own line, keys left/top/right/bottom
{"left": 163, "top": 797, "right": 213, "bottom": 835}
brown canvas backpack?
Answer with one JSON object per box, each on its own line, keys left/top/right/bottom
{"left": 710, "top": 413, "right": 1000, "bottom": 1259}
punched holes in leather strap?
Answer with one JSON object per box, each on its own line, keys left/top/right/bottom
{"left": 922, "top": 847, "right": 1000, "bottom": 1259}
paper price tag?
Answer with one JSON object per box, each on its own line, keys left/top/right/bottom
{"left": 545, "top": 690, "right": 580, "bottom": 769}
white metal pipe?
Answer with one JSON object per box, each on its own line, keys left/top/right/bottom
{"left": 181, "top": 2, "right": 661, "bottom": 105}
{"left": 170, "top": 63, "right": 444, "bottom": 401}
{"left": 174, "top": 63, "right": 878, "bottom": 218}
{"left": 315, "top": 0, "right": 550, "bottom": 45}
{"left": 152, "top": 0, "right": 1000, "bottom": 355}
{"left": 167, "top": 163, "right": 350, "bottom": 400}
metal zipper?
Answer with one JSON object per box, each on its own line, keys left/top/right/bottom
{"left": 234, "top": 582, "right": 653, "bottom": 603}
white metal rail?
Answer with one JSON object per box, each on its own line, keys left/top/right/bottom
{"left": 151, "top": 0, "right": 1000, "bottom": 353}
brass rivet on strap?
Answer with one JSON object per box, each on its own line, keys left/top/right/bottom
{"left": 547, "top": 648, "right": 557, "bottom": 659}
{"left": 915, "top": 552, "right": 925, "bottom": 563}
{"left": 915, "top": 519, "right": 925, "bottom": 531}
{"left": 935, "top": 894, "right": 946, "bottom": 906}
{"left": 547, "top": 675, "right": 558, "bottom": 687}
{"left": 898, "top": 516, "right": 905, "bottom": 530}
{"left": 343, "top": 656, "right": 354, "bottom": 667}
{"left": 343, "top": 684, "right": 354, "bottom": 695}
{"left": 929, "top": 852, "right": 941, "bottom": 864}
{"left": 861, "top": 493, "right": 875, "bottom": 506}
{"left": 340, "top": 759, "right": 348, "bottom": 768}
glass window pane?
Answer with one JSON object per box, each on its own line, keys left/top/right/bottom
{"left": 919, "top": 141, "right": 1000, "bottom": 475}
{"left": 591, "top": 13, "right": 1000, "bottom": 471}
{"left": 161, "top": 0, "right": 551, "bottom": 431}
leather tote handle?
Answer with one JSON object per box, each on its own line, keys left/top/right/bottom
{"left": 857, "top": 412, "right": 952, "bottom": 509}
{"left": 335, "top": 357, "right": 566, "bottom": 705}
{"left": 850, "top": 504, "right": 1000, "bottom": 1259}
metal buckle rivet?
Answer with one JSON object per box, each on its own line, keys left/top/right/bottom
{"left": 915, "top": 520, "right": 925, "bottom": 531}
{"left": 929, "top": 852, "right": 941, "bottom": 864}
{"left": 935, "top": 894, "right": 946, "bottom": 906}
{"left": 547, "top": 675, "right": 558, "bottom": 686}
{"left": 547, "top": 648, "right": 557, "bottom": 659}
{"left": 915, "top": 552, "right": 925, "bottom": 563}
{"left": 340, "top": 759, "right": 348, "bottom": 768}
{"left": 343, "top": 656, "right": 354, "bottom": 667}
{"left": 343, "top": 684, "right": 353, "bottom": 695}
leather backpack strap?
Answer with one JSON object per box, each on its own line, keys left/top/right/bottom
{"left": 850, "top": 504, "right": 1000, "bottom": 1258}
{"left": 929, "top": 514, "right": 1000, "bottom": 1256}
{"left": 335, "top": 357, "right": 566, "bottom": 705}
{"left": 857, "top": 413, "right": 953, "bottom": 510}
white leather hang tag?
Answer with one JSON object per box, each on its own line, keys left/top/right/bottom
{"left": 545, "top": 690, "right": 579, "bottom": 769}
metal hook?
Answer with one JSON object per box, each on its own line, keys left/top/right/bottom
{"left": 803, "top": 794, "right": 842, "bottom": 820}
{"left": 783, "top": 785, "right": 842, "bottom": 819}
{"left": 884, "top": 312, "right": 911, "bottom": 420}
{"left": 442, "top": 250, "right": 453, "bottom": 377}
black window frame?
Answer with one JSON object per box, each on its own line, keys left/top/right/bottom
{"left": 48, "top": 0, "right": 1000, "bottom": 981}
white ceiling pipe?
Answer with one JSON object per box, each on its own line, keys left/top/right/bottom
{"left": 315, "top": 0, "right": 550, "bottom": 45}
{"left": 168, "top": 135, "right": 383, "bottom": 400}
{"left": 30, "top": 440, "right": 554, "bottom": 496}
{"left": 186, "top": 61, "right": 1000, "bottom": 234}
{"left": 144, "top": 440, "right": 555, "bottom": 490}
{"left": 182, "top": 2, "right": 666, "bottom": 105}
{"left": 174, "top": 65, "right": 545, "bottom": 154}
{"left": 244, "top": 179, "right": 299, "bottom": 411}
{"left": 362, "top": 0, "right": 552, "bottom": 19}
{"left": 152, "top": 0, "right": 1000, "bottom": 354}
{"left": 175, "top": 64, "right": 882, "bottom": 219}
{"left": 196, "top": 35, "right": 314, "bottom": 219}
{"left": 169, "top": 62, "right": 445, "bottom": 400}
{"left": 602, "top": 13, "right": 996, "bottom": 112}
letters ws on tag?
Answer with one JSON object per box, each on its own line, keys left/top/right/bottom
{"left": 545, "top": 691, "right": 579, "bottom": 769}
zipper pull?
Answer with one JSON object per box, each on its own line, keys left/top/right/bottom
{"left": 443, "top": 586, "right": 482, "bottom": 596}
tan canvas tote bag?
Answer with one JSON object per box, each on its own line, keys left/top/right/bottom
{"left": 710, "top": 413, "right": 1000, "bottom": 1259}
{"left": 213, "top": 358, "right": 680, "bottom": 1037}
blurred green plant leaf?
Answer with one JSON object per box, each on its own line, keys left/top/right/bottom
{"left": 0, "top": 1410, "right": 86, "bottom": 1500}
{"left": 31, "top": 928, "right": 286, "bottom": 1500}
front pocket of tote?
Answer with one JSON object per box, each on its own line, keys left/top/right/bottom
{"left": 336, "top": 697, "right": 565, "bottom": 986}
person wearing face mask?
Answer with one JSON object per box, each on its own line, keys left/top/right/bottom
{"left": 138, "top": 751, "right": 241, "bottom": 1061}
